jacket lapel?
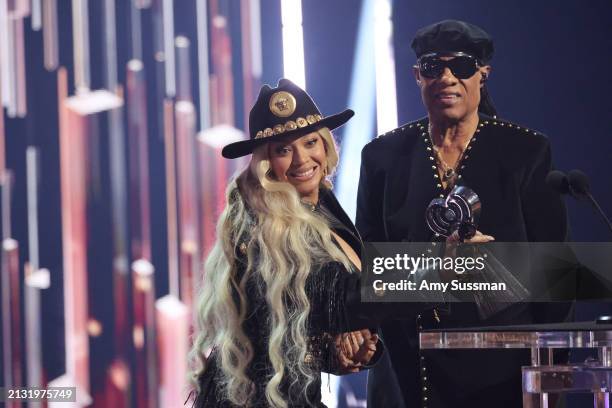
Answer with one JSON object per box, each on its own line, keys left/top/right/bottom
{"left": 320, "top": 188, "right": 363, "bottom": 255}
{"left": 383, "top": 125, "right": 438, "bottom": 242}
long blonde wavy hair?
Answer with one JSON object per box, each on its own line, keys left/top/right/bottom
{"left": 189, "top": 128, "right": 352, "bottom": 407}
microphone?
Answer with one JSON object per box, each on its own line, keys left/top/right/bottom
{"left": 567, "top": 169, "right": 590, "bottom": 197}
{"left": 545, "top": 170, "right": 570, "bottom": 195}
{"left": 547, "top": 169, "right": 612, "bottom": 235}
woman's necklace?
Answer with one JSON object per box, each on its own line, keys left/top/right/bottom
{"left": 302, "top": 200, "right": 319, "bottom": 212}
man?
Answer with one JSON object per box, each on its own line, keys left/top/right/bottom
{"left": 356, "top": 20, "right": 572, "bottom": 407}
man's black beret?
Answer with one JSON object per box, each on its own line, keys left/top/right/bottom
{"left": 411, "top": 20, "right": 494, "bottom": 63}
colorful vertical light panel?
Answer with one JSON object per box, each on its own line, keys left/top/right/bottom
{"left": 0, "top": 0, "right": 265, "bottom": 405}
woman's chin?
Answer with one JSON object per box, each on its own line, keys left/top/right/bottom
{"left": 295, "top": 180, "right": 322, "bottom": 201}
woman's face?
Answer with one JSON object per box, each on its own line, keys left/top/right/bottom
{"left": 268, "top": 131, "right": 328, "bottom": 204}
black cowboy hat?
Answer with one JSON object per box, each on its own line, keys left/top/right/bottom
{"left": 221, "top": 78, "right": 354, "bottom": 159}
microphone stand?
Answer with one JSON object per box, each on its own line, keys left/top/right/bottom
{"left": 583, "top": 191, "right": 612, "bottom": 235}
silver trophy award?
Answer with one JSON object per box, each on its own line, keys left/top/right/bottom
{"left": 425, "top": 185, "right": 531, "bottom": 319}
{"left": 426, "top": 185, "right": 481, "bottom": 241}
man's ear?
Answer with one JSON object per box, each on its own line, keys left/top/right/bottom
{"left": 413, "top": 65, "right": 422, "bottom": 86}
{"left": 480, "top": 65, "right": 492, "bottom": 86}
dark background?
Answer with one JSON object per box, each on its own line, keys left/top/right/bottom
{"left": 1, "top": 0, "right": 610, "bottom": 406}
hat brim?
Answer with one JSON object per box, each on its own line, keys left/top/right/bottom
{"left": 221, "top": 109, "right": 354, "bottom": 159}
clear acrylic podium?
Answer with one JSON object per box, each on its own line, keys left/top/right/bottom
{"left": 420, "top": 321, "right": 612, "bottom": 408}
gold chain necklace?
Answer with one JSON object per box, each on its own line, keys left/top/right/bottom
{"left": 428, "top": 124, "right": 469, "bottom": 183}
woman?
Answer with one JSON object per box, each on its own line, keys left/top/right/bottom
{"left": 189, "top": 79, "right": 380, "bottom": 407}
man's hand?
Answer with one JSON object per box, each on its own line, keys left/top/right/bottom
{"left": 440, "top": 230, "right": 494, "bottom": 281}
{"left": 447, "top": 229, "right": 495, "bottom": 244}
{"left": 444, "top": 229, "right": 494, "bottom": 256}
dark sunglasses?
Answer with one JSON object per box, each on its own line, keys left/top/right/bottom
{"left": 417, "top": 53, "right": 481, "bottom": 79}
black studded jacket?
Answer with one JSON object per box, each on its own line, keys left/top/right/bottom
{"left": 357, "top": 113, "right": 573, "bottom": 408}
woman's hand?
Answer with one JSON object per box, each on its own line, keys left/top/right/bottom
{"left": 334, "top": 329, "right": 379, "bottom": 373}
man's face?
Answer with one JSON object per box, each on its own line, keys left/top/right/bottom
{"left": 414, "top": 54, "right": 491, "bottom": 122}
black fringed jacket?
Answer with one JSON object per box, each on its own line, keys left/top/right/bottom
{"left": 193, "top": 188, "right": 382, "bottom": 407}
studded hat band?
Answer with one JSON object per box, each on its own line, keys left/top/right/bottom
{"left": 255, "top": 114, "right": 323, "bottom": 139}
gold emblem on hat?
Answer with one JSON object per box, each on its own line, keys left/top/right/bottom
{"left": 273, "top": 124, "right": 284, "bottom": 135}
{"left": 306, "top": 115, "right": 316, "bottom": 124}
{"left": 284, "top": 121, "right": 297, "bottom": 131}
{"left": 269, "top": 91, "right": 296, "bottom": 118}
{"left": 296, "top": 117, "right": 308, "bottom": 128}
{"left": 264, "top": 128, "right": 274, "bottom": 137}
